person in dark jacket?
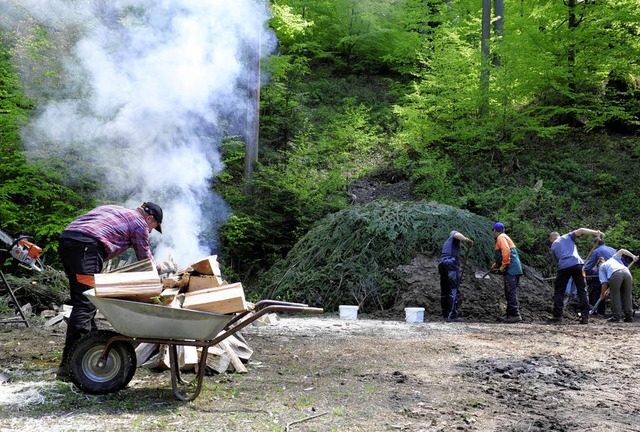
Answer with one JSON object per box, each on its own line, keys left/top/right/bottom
{"left": 438, "top": 230, "right": 473, "bottom": 322}
{"left": 490, "top": 223, "right": 524, "bottom": 323}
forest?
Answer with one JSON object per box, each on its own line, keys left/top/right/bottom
{"left": 1, "top": 0, "right": 639, "bottom": 313}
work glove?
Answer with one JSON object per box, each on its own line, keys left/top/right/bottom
{"left": 158, "top": 259, "right": 178, "bottom": 275}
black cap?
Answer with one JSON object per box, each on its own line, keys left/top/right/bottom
{"left": 142, "top": 202, "right": 163, "bottom": 233}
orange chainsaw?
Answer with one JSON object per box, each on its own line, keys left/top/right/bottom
{"left": 0, "top": 228, "right": 45, "bottom": 272}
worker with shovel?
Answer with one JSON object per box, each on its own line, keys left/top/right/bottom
{"left": 595, "top": 249, "right": 638, "bottom": 323}
{"left": 438, "top": 230, "right": 473, "bottom": 322}
{"left": 490, "top": 223, "right": 523, "bottom": 323}
{"left": 584, "top": 238, "right": 620, "bottom": 316}
{"left": 548, "top": 228, "right": 604, "bottom": 324}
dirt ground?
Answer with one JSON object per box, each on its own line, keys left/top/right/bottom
{"left": 1, "top": 305, "right": 639, "bottom": 432}
{"left": 1, "top": 256, "right": 638, "bottom": 432}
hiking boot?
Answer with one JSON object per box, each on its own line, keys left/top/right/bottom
{"left": 607, "top": 316, "right": 620, "bottom": 323}
{"left": 546, "top": 316, "right": 562, "bottom": 324}
{"left": 624, "top": 316, "right": 633, "bottom": 323}
{"left": 55, "top": 365, "right": 71, "bottom": 382}
{"left": 580, "top": 316, "right": 589, "bottom": 324}
{"left": 504, "top": 315, "right": 522, "bottom": 323}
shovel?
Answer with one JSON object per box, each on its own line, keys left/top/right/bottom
{"left": 475, "top": 269, "right": 492, "bottom": 279}
{"left": 460, "top": 241, "right": 473, "bottom": 283}
{"left": 589, "top": 292, "right": 607, "bottom": 315}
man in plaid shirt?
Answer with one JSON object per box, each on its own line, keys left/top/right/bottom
{"left": 56, "top": 202, "right": 175, "bottom": 380}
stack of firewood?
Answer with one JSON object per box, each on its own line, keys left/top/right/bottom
{"left": 92, "top": 255, "right": 257, "bottom": 374}
{"left": 134, "top": 332, "right": 254, "bottom": 374}
{"left": 93, "top": 255, "right": 250, "bottom": 315}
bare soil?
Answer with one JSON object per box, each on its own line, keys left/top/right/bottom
{"left": 1, "top": 307, "right": 639, "bottom": 432}
{"left": 1, "top": 256, "right": 638, "bottom": 431}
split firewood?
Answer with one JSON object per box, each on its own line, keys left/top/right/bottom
{"left": 93, "top": 270, "right": 163, "bottom": 301}
{"left": 181, "top": 282, "right": 248, "bottom": 314}
{"left": 179, "top": 345, "right": 198, "bottom": 371}
{"left": 187, "top": 274, "right": 224, "bottom": 291}
{"left": 109, "top": 258, "right": 156, "bottom": 273}
{"left": 190, "top": 255, "right": 222, "bottom": 276}
{"left": 135, "top": 343, "right": 158, "bottom": 367}
{"left": 153, "top": 288, "right": 180, "bottom": 305}
{"left": 223, "top": 334, "right": 253, "bottom": 362}
{"left": 219, "top": 340, "right": 247, "bottom": 373}
{"left": 199, "top": 346, "right": 231, "bottom": 374}
{"left": 139, "top": 344, "right": 200, "bottom": 371}
{"left": 252, "top": 312, "right": 279, "bottom": 327}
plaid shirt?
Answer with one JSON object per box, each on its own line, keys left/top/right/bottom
{"left": 63, "top": 205, "right": 153, "bottom": 261}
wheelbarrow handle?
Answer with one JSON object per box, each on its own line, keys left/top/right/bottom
{"left": 254, "top": 299, "right": 310, "bottom": 309}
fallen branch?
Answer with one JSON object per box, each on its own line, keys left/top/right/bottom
{"left": 285, "top": 411, "right": 328, "bottom": 431}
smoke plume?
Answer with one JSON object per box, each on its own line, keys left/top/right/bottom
{"left": 0, "top": 0, "right": 274, "bottom": 267}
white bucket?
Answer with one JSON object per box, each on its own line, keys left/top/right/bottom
{"left": 405, "top": 307, "right": 425, "bottom": 323}
{"left": 339, "top": 305, "right": 359, "bottom": 320}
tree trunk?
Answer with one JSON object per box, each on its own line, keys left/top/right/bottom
{"left": 567, "top": 0, "right": 577, "bottom": 93}
{"left": 244, "top": 29, "right": 261, "bottom": 187}
{"left": 480, "top": 0, "right": 491, "bottom": 111}
{"left": 492, "top": 0, "right": 504, "bottom": 67}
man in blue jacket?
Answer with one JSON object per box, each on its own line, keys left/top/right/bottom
{"left": 548, "top": 228, "right": 604, "bottom": 324}
{"left": 584, "top": 238, "right": 619, "bottom": 316}
{"left": 438, "top": 230, "right": 473, "bottom": 322}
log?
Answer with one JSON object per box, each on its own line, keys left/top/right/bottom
{"left": 135, "top": 343, "right": 158, "bottom": 367}
{"left": 201, "top": 346, "right": 231, "bottom": 374}
{"left": 220, "top": 340, "right": 247, "bottom": 373}
{"left": 110, "top": 258, "right": 156, "bottom": 273}
{"left": 224, "top": 334, "right": 253, "bottom": 362}
{"left": 252, "top": 313, "right": 279, "bottom": 327}
{"left": 94, "top": 271, "right": 163, "bottom": 300}
{"left": 180, "top": 345, "right": 198, "bottom": 371}
{"left": 156, "top": 288, "right": 180, "bottom": 305}
{"left": 188, "top": 275, "right": 224, "bottom": 291}
{"left": 181, "top": 282, "right": 248, "bottom": 314}
{"left": 190, "top": 255, "right": 222, "bottom": 276}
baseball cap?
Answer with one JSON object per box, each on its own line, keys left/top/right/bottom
{"left": 493, "top": 222, "right": 505, "bottom": 231}
{"left": 142, "top": 202, "right": 163, "bottom": 233}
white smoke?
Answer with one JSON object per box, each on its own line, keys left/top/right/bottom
{"left": 1, "top": 0, "right": 274, "bottom": 267}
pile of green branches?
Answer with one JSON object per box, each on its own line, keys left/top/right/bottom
{"left": 2, "top": 267, "right": 68, "bottom": 314}
{"left": 256, "top": 200, "right": 496, "bottom": 312}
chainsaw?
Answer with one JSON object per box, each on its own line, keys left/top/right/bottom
{"left": 0, "top": 228, "right": 45, "bottom": 272}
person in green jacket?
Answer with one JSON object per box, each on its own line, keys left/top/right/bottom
{"left": 491, "top": 222, "right": 524, "bottom": 323}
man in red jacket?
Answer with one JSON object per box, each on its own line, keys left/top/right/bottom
{"left": 491, "top": 222, "right": 524, "bottom": 323}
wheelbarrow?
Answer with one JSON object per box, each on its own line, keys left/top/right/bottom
{"left": 68, "top": 289, "right": 323, "bottom": 401}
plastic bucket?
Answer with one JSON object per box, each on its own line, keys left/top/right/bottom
{"left": 405, "top": 307, "right": 425, "bottom": 323}
{"left": 339, "top": 305, "right": 359, "bottom": 320}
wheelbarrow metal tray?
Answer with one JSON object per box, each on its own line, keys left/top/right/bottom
{"left": 83, "top": 289, "right": 232, "bottom": 340}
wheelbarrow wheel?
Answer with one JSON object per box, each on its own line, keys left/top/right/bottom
{"left": 69, "top": 330, "right": 136, "bottom": 395}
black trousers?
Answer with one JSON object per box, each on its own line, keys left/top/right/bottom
{"left": 553, "top": 264, "right": 589, "bottom": 318}
{"left": 438, "top": 259, "right": 461, "bottom": 319}
{"left": 58, "top": 238, "right": 106, "bottom": 365}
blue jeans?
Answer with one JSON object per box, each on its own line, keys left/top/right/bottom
{"left": 503, "top": 274, "right": 520, "bottom": 317}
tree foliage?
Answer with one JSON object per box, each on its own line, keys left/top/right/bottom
{"left": 1, "top": 1, "right": 640, "bottom": 310}
{"left": 0, "top": 35, "right": 92, "bottom": 265}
